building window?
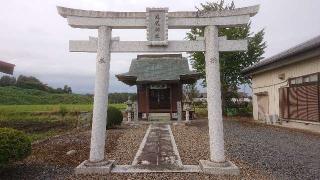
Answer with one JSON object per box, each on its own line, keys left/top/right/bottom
{"left": 295, "top": 77, "right": 303, "bottom": 84}
{"left": 289, "top": 73, "right": 319, "bottom": 86}
{"left": 290, "top": 79, "right": 296, "bottom": 85}
{"left": 310, "top": 74, "right": 318, "bottom": 82}
{"left": 303, "top": 76, "right": 310, "bottom": 83}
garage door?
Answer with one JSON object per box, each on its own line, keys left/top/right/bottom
{"left": 257, "top": 94, "right": 269, "bottom": 121}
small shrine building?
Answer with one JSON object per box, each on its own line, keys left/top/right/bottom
{"left": 116, "top": 54, "right": 200, "bottom": 120}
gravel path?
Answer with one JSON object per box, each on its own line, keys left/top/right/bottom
{"left": 172, "top": 119, "right": 320, "bottom": 180}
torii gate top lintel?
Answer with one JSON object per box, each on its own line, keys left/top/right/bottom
{"left": 58, "top": 5, "right": 259, "bottom": 53}
{"left": 57, "top": 5, "right": 259, "bottom": 19}
{"left": 57, "top": 5, "right": 259, "bottom": 29}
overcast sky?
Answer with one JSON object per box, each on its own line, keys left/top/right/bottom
{"left": 0, "top": 0, "right": 319, "bottom": 94}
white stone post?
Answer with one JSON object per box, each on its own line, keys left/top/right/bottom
{"left": 89, "top": 26, "right": 112, "bottom": 163}
{"left": 204, "top": 25, "right": 225, "bottom": 163}
{"left": 134, "top": 101, "right": 138, "bottom": 121}
{"left": 177, "top": 101, "right": 182, "bottom": 121}
{"left": 128, "top": 112, "right": 132, "bottom": 122}
{"left": 186, "top": 110, "right": 190, "bottom": 122}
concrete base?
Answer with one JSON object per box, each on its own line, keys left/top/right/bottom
{"left": 278, "top": 120, "right": 320, "bottom": 134}
{"left": 111, "top": 165, "right": 201, "bottom": 173}
{"left": 75, "top": 160, "right": 115, "bottom": 175}
{"left": 199, "top": 160, "right": 240, "bottom": 175}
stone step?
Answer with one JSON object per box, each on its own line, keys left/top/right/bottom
{"left": 148, "top": 113, "right": 171, "bottom": 121}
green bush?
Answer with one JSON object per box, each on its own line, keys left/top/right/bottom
{"left": 58, "top": 105, "right": 68, "bottom": 117}
{"left": 106, "top": 106, "right": 123, "bottom": 128}
{"left": 238, "top": 106, "right": 253, "bottom": 117}
{"left": 0, "top": 128, "right": 31, "bottom": 169}
{"left": 225, "top": 106, "right": 253, "bottom": 117}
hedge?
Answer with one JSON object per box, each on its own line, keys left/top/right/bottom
{"left": 0, "top": 128, "right": 31, "bottom": 169}
{"left": 107, "top": 106, "right": 123, "bottom": 128}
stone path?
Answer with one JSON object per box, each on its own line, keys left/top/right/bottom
{"left": 132, "top": 124, "right": 183, "bottom": 170}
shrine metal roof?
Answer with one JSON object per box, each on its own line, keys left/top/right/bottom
{"left": 116, "top": 54, "right": 200, "bottom": 85}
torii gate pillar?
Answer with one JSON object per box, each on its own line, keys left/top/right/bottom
{"left": 89, "top": 26, "right": 112, "bottom": 163}
{"left": 199, "top": 25, "right": 240, "bottom": 175}
{"left": 205, "top": 25, "right": 225, "bottom": 162}
{"left": 76, "top": 26, "right": 115, "bottom": 174}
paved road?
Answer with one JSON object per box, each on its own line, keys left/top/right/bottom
{"left": 224, "top": 120, "right": 320, "bottom": 180}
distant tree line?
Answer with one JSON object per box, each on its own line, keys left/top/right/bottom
{"left": 0, "top": 75, "right": 137, "bottom": 103}
{"left": 0, "top": 75, "right": 72, "bottom": 94}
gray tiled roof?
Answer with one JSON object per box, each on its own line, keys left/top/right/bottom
{"left": 116, "top": 54, "right": 199, "bottom": 84}
{"left": 243, "top": 35, "right": 320, "bottom": 74}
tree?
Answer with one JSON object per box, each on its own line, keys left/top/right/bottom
{"left": 16, "top": 75, "right": 48, "bottom": 91}
{"left": 55, "top": 88, "right": 64, "bottom": 94}
{"left": 63, "top": 85, "right": 72, "bottom": 94}
{"left": 186, "top": 0, "right": 266, "bottom": 113}
{"left": 0, "top": 76, "right": 16, "bottom": 87}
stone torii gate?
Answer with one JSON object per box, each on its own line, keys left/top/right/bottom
{"left": 57, "top": 5, "right": 259, "bottom": 174}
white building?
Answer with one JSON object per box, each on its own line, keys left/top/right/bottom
{"left": 243, "top": 35, "right": 320, "bottom": 132}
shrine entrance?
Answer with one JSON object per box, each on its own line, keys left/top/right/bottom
{"left": 149, "top": 88, "right": 170, "bottom": 110}
{"left": 57, "top": 5, "right": 259, "bottom": 175}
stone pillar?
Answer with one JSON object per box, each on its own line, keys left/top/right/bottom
{"left": 89, "top": 26, "right": 112, "bottom": 163}
{"left": 177, "top": 101, "right": 182, "bottom": 121}
{"left": 127, "top": 112, "right": 132, "bottom": 122}
{"left": 134, "top": 101, "right": 138, "bottom": 121}
{"left": 184, "top": 96, "right": 192, "bottom": 122}
{"left": 186, "top": 110, "right": 190, "bottom": 122}
{"left": 125, "top": 97, "right": 133, "bottom": 122}
{"left": 204, "top": 25, "right": 225, "bottom": 163}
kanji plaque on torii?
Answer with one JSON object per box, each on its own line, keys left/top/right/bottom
{"left": 57, "top": 5, "right": 259, "bottom": 175}
{"left": 146, "top": 8, "right": 168, "bottom": 46}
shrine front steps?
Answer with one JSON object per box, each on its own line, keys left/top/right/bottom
{"left": 148, "top": 113, "right": 171, "bottom": 121}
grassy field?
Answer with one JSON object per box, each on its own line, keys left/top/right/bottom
{"left": 0, "top": 104, "right": 126, "bottom": 121}
{"left": 0, "top": 104, "right": 126, "bottom": 142}
{"left": 0, "top": 104, "right": 126, "bottom": 114}
{"left": 0, "top": 86, "right": 93, "bottom": 105}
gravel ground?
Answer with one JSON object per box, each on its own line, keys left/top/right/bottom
{"left": 0, "top": 124, "right": 148, "bottom": 179}
{"left": 1, "top": 120, "right": 319, "bottom": 180}
{"left": 172, "top": 119, "right": 320, "bottom": 180}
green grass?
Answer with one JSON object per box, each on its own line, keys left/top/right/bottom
{"left": 0, "top": 86, "right": 93, "bottom": 105}
{"left": 0, "top": 103, "right": 126, "bottom": 142}
{"left": 0, "top": 86, "right": 127, "bottom": 142}
{"left": 0, "top": 104, "right": 92, "bottom": 114}
{"left": 195, "top": 107, "right": 208, "bottom": 118}
{"left": 0, "top": 104, "right": 126, "bottom": 113}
